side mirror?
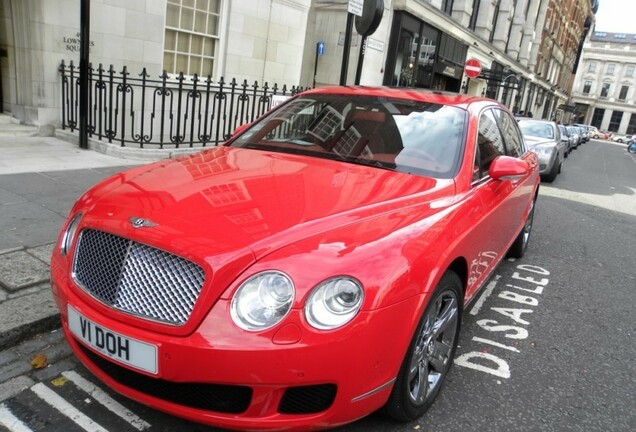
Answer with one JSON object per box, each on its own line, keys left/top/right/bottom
{"left": 489, "top": 156, "right": 530, "bottom": 181}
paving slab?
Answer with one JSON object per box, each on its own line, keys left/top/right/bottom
{"left": 0, "top": 251, "right": 50, "bottom": 291}
{"left": 0, "top": 289, "right": 60, "bottom": 349}
{"left": 7, "top": 283, "right": 50, "bottom": 300}
{"left": 0, "top": 375, "right": 35, "bottom": 402}
{"left": 25, "top": 243, "right": 55, "bottom": 264}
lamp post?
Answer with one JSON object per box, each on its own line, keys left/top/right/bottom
{"left": 79, "top": 0, "right": 90, "bottom": 150}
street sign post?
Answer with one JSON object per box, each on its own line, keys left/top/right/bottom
{"left": 348, "top": 0, "right": 364, "bottom": 16}
{"left": 314, "top": 41, "right": 325, "bottom": 87}
{"left": 464, "top": 58, "right": 482, "bottom": 79}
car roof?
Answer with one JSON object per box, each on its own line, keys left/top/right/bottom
{"left": 517, "top": 118, "right": 555, "bottom": 124}
{"left": 302, "top": 86, "right": 500, "bottom": 111}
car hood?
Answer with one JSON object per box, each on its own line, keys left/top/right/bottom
{"left": 524, "top": 136, "right": 557, "bottom": 148}
{"left": 81, "top": 145, "right": 452, "bottom": 264}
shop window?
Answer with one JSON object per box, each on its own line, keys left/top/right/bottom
{"left": 608, "top": 111, "right": 623, "bottom": 132}
{"left": 385, "top": 12, "right": 439, "bottom": 89}
{"left": 627, "top": 113, "right": 636, "bottom": 134}
{"left": 591, "top": 108, "right": 604, "bottom": 128}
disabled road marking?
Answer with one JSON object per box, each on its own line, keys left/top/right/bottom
{"left": 62, "top": 370, "right": 151, "bottom": 430}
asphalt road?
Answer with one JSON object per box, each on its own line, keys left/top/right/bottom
{"left": 1, "top": 139, "right": 635, "bottom": 431}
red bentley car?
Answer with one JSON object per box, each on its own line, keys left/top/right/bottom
{"left": 51, "top": 87, "right": 539, "bottom": 431}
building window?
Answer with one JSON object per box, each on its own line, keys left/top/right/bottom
{"left": 164, "top": 0, "right": 221, "bottom": 77}
{"left": 583, "top": 81, "right": 591, "bottom": 94}
{"left": 614, "top": 33, "right": 627, "bottom": 39}
{"left": 608, "top": 111, "right": 623, "bottom": 132}
{"left": 626, "top": 65, "right": 635, "bottom": 77}
{"left": 591, "top": 108, "right": 604, "bottom": 128}
{"left": 442, "top": 0, "right": 454, "bottom": 15}
{"left": 469, "top": 0, "right": 481, "bottom": 30}
{"left": 384, "top": 12, "right": 439, "bottom": 89}
{"left": 536, "top": 88, "right": 544, "bottom": 105}
{"left": 619, "top": 86, "right": 629, "bottom": 100}
{"left": 588, "top": 62, "right": 596, "bottom": 72}
{"left": 600, "top": 83, "right": 610, "bottom": 98}
{"left": 489, "top": 0, "right": 501, "bottom": 43}
{"left": 607, "top": 64, "right": 616, "bottom": 74}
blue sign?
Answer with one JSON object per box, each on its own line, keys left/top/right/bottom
{"left": 317, "top": 41, "right": 325, "bottom": 56}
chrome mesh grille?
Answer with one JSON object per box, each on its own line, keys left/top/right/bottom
{"left": 73, "top": 229, "right": 205, "bottom": 325}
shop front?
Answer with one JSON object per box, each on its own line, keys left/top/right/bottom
{"left": 383, "top": 11, "right": 466, "bottom": 92}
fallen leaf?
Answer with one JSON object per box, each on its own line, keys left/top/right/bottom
{"left": 51, "top": 377, "right": 68, "bottom": 387}
{"left": 31, "top": 354, "right": 48, "bottom": 369}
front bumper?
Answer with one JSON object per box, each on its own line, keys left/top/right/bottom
{"left": 536, "top": 152, "right": 556, "bottom": 175}
{"left": 51, "top": 255, "right": 423, "bottom": 431}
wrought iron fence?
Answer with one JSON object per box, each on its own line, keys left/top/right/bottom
{"left": 59, "top": 61, "right": 309, "bottom": 148}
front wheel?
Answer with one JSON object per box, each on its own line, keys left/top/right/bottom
{"left": 507, "top": 198, "right": 535, "bottom": 259}
{"left": 383, "top": 272, "right": 462, "bottom": 422}
{"left": 541, "top": 159, "right": 559, "bottom": 183}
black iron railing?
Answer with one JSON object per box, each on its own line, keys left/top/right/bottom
{"left": 59, "top": 61, "right": 309, "bottom": 148}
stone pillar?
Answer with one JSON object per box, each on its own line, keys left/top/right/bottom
{"left": 519, "top": 0, "right": 541, "bottom": 67}
{"left": 528, "top": 0, "right": 549, "bottom": 71}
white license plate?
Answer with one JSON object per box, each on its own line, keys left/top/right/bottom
{"left": 67, "top": 305, "right": 158, "bottom": 375}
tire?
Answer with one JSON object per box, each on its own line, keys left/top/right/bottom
{"left": 383, "top": 272, "right": 462, "bottom": 422}
{"left": 507, "top": 198, "right": 535, "bottom": 259}
{"left": 558, "top": 157, "right": 563, "bottom": 174}
{"left": 541, "top": 159, "right": 559, "bottom": 183}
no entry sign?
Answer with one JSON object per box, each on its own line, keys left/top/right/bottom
{"left": 465, "top": 58, "right": 482, "bottom": 79}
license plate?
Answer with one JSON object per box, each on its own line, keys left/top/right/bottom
{"left": 67, "top": 305, "right": 158, "bottom": 375}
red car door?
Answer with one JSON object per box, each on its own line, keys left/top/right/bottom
{"left": 462, "top": 108, "right": 534, "bottom": 301}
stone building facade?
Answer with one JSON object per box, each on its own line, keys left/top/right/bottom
{"left": 0, "top": 0, "right": 597, "bottom": 130}
{"left": 0, "top": 0, "right": 310, "bottom": 127}
{"left": 570, "top": 31, "right": 636, "bottom": 134}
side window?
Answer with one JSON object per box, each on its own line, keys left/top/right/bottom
{"left": 474, "top": 109, "right": 506, "bottom": 181}
{"left": 494, "top": 109, "right": 524, "bottom": 157}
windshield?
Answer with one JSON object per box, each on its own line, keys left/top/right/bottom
{"left": 519, "top": 121, "right": 555, "bottom": 139}
{"left": 229, "top": 94, "right": 467, "bottom": 179}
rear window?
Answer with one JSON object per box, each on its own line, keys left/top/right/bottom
{"left": 229, "top": 94, "right": 467, "bottom": 179}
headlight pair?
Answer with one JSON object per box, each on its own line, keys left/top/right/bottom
{"left": 532, "top": 145, "right": 554, "bottom": 156}
{"left": 230, "top": 271, "right": 364, "bottom": 332}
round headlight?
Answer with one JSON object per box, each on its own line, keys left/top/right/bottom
{"left": 305, "top": 277, "right": 364, "bottom": 330}
{"left": 533, "top": 145, "right": 553, "bottom": 156}
{"left": 230, "top": 271, "right": 294, "bottom": 331}
{"left": 60, "top": 212, "right": 82, "bottom": 256}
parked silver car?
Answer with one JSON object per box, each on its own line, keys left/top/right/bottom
{"left": 519, "top": 119, "right": 566, "bottom": 182}
{"left": 558, "top": 124, "right": 575, "bottom": 155}
{"left": 574, "top": 125, "right": 589, "bottom": 143}
{"left": 566, "top": 125, "right": 582, "bottom": 148}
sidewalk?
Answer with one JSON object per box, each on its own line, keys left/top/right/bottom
{"left": 0, "top": 115, "right": 147, "bottom": 348}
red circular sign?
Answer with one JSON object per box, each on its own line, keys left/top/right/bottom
{"left": 465, "top": 58, "right": 482, "bottom": 79}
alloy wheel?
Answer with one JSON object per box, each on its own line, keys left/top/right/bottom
{"left": 407, "top": 290, "right": 459, "bottom": 406}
